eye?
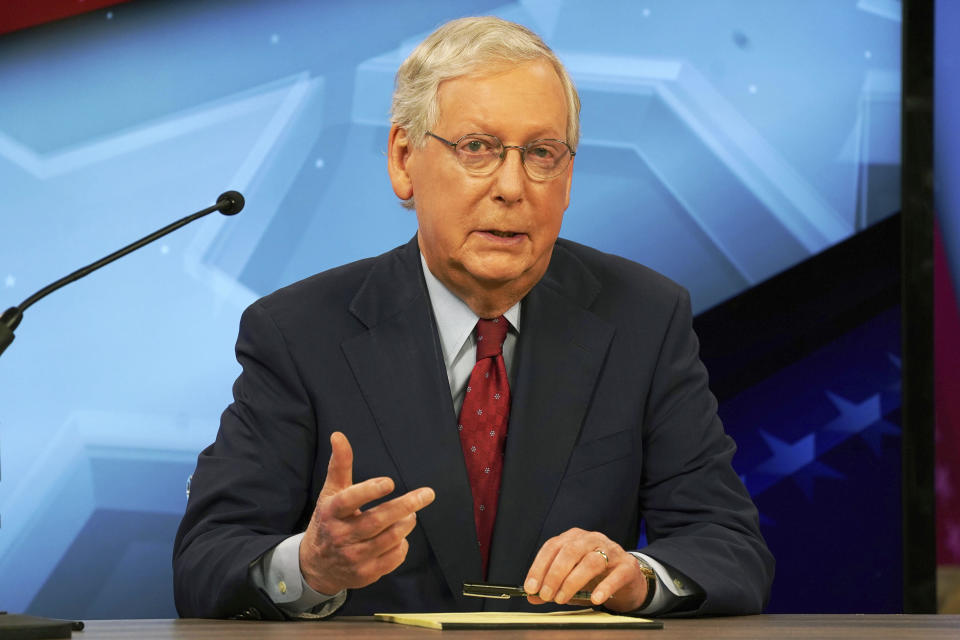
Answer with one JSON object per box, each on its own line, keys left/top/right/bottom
{"left": 529, "top": 145, "right": 556, "bottom": 159}
{"left": 461, "top": 138, "right": 494, "bottom": 154}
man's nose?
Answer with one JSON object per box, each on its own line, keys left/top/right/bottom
{"left": 492, "top": 146, "right": 526, "bottom": 203}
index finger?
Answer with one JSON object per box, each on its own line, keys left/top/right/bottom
{"left": 327, "top": 476, "right": 396, "bottom": 518}
{"left": 348, "top": 486, "right": 436, "bottom": 539}
{"left": 327, "top": 474, "right": 435, "bottom": 519}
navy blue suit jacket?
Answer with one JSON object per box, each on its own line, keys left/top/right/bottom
{"left": 173, "top": 236, "right": 773, "bottom": 619}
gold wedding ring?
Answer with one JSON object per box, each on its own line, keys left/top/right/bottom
{"left": 594, "top": 548, "right": 609, "bottom": 566}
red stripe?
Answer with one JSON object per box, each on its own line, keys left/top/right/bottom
{"left": 935, "top": 216, "right": 960, "bottom": 564}
{"left": 0, "top": 0, "right": 134, "bottom": 36}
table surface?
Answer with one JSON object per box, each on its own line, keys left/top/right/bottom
{"left": 74, "top": 615, "right": 960, "bottom": 639}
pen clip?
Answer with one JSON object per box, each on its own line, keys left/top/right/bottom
{"left": 462, "top": 582, "right": 594, "bottom": 601}
{"left": 462, "top": 583, "right": 527, "bottom": 599}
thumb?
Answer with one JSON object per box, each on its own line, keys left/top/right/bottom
{"left": 320, "top": 431, "right": 353, "bottom": 496}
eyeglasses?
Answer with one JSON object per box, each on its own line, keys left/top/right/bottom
{"left": 426, "top": 131, "right": 575, "bottom": 181}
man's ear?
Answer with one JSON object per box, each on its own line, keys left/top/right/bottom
{"left": 387, "top": 125, "right": 414, "bottom": 200}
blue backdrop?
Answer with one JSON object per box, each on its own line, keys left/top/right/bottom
{"left": 0, "top": 0, "right": 901, "bottom": 618}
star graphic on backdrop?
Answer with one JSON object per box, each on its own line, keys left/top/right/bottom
{"left": 4, "top": 274, "right": 14, "bottom": 288}
{"left": 823, "top": 391, "right": 900, "bottom": 458}
{"left": 791, "top": 460, "right": 845, "bottom": 500}
{"left": 746, "top": 430, "right": 842, "bottom": 500}
{"left": 755, "top": 431, "right": 818, "bottom": 476}
{"left": 885, "top": 352, "right": 903, "bottom": 394}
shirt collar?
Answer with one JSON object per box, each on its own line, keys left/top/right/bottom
{"left": 420, "top": 253, "right": 521, "bottom": 369}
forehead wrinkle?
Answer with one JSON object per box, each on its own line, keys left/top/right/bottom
{"left": 434, "top": 62, "right": 568, "bottom": 144}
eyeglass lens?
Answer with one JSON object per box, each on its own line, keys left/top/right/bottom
{"left": 454, "top": 134, "right": 570, "bottom": 179}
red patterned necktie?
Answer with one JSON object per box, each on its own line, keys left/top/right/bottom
{"left": 457, "top": 316, "right": 511, "bottom": 577}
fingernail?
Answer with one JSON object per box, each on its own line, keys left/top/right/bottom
{"left": 592, "top": 590, "right": 605, "bottom": 603}
{"left": 378, "top": 478, "right": 392, "bottom": 491}
{"left": 539, "top": 586, "right": 553, "bottom": 601}
{"left": 524, "top": 578, "right": 538, "bottom": 593}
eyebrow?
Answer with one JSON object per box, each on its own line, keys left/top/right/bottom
{"left": 457, "top": 128, "right": 567, "bottom": 143}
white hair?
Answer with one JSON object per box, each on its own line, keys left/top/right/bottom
{"left": 391, "top": 15, "right": 580, "bottom": 153}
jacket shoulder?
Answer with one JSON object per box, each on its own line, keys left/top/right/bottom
{"left": 552, "top": 238, "right": 687, "bottom": 307}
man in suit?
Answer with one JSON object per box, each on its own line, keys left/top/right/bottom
{"left": 173, "top": 16, "right": 773, "bottom": 620}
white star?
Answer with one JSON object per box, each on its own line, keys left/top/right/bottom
{"left": 4, "top": 275, "right": 14, "bottom": 288}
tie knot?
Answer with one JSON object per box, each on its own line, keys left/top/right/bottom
{"left": 475, "top": 317, "right": 508, "bottom": 360}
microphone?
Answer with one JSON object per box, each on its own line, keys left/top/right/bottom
{"left": 0, "top": 190, "right": 245, "bottom": 358}
{"left": 217, "top": 190, "right": 244, "bottom": 215}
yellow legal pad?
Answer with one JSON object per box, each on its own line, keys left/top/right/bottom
{"left": 374, "top": 608, "right": 663, "bottom": 630}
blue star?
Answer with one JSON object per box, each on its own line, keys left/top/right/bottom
{"left": 860, "top": 419, "right": 901, "bottom": 457}
{"left": 755, "top": 431, "right": 817, "bottom": 476}
{"left": 744, "top": 431, "right": 842, "bottom": 499}
{"left": 822, "top": 391, "right": 900, "bottom": 457}
{"left": 792, "top": 461, "right": 844, "bottom": 499}
{"left": 823, "top": 391, "right": 881, "bottom": 435}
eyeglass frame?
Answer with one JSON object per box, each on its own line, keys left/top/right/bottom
{"left": 425, "top": 131, "right": 576, "bottom": 181}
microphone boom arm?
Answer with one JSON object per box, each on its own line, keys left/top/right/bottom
{"left": 0, "top": 190, "right": 244, "bottom": 358}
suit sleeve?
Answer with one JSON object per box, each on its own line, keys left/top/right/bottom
{"left": 637, "top": 287, "right": 775, "bottom": 615}
{"left": 172, "top": 300, "right": 319, "bottom": 619}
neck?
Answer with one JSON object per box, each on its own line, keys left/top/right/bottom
{"left": 456, "top": 286, "right": 526, "bottom": 319}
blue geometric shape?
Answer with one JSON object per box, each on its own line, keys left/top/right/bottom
{"left": 747, "top": 430, "right": 843, "bottom": 500}
{"left": 755, "top": 430, "right": 818, "bottom": 476}
{"left": 791, "top": 460, "right": 845, "bottom": 500}
{"left": 821, "top": 391, "right": 900, "bottom": 458}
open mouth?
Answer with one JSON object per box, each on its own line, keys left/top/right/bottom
{"left": 487, "top": 230, "right": 518, "bottom": 238}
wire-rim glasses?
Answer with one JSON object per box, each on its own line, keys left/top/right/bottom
{"left": 426, "top": 131, "right": 575, "bottom": 181}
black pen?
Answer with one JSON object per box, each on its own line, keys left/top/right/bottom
{"left": 462, "top": 582, "right": 593, "bottom": 601}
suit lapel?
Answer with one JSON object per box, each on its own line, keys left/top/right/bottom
{"left": 341, "top": 237, "right": 482, "bottom": 605}
{"left": 487, "top": 245, "right": 615, "bottom": 589}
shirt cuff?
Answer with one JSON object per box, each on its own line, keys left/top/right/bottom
{"left": 628, "top": 551, "right": 699, "bottom": 615}
{"left": 251, "top": 532, "right": 347, "bottom": 618}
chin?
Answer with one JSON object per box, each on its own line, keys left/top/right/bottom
{"left": 464, "top": 259, "right": 536, "bottom": 287}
